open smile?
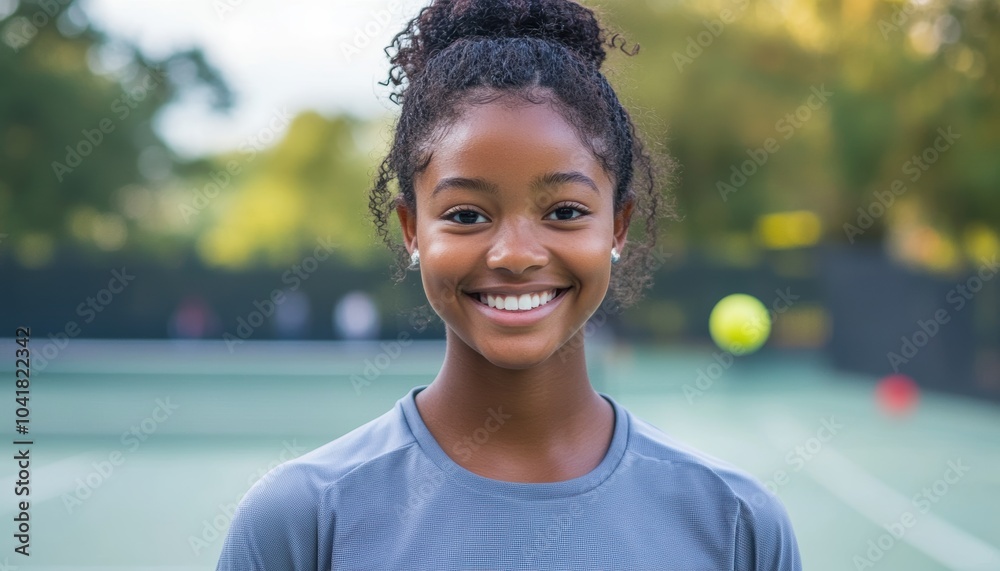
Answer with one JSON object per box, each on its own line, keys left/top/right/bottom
{"left": 469, "top": 288, "right": 569, "bottom": 311}
{"left": 463, "top": 288, "right": 571, "bottom": 326}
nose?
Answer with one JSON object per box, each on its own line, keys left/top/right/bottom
{"left": 486, "top": 216, "right": 549, "bottom": 274}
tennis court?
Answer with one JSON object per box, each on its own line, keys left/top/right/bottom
{"left": 4, "top": 338, "right": 998, "bottom": 570}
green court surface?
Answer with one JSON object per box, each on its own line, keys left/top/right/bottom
{"left": 2, "top": 339, "right": 998, "bottom": 570}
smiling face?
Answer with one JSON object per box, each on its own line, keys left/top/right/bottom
{"left": 397, "top": 93, "right": 632, "bottom": 370}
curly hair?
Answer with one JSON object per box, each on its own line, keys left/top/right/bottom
{"left": 369, "top": 0, "right": 675, "bottom": 310}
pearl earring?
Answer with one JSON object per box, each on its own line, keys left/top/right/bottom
{"left": 611, "top": 247, "right": 621, "bottom": 264}
{"left": 408, "top": 249, "right": 420, "bottom": 270}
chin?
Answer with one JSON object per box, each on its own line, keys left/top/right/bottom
{"left": 470, "top": 336, "right": 574, "bottom": 371}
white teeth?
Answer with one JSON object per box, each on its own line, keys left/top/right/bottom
{"left": 476, "top": 289, "right": 561, "bottom": 311}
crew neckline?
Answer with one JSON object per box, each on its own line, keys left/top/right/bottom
{"left": 399, "top": 385, "right": 630, "bottom": 500}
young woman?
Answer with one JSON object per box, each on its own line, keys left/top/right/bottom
{"left": 217, "top": 0, "right": 802, "bottom": 569}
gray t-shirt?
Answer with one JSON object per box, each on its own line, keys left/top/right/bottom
{"left": 217, "top": 385, "right": 802, "bottom": 570}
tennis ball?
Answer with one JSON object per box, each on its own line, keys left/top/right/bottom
{"left": 709, "top": 294, "right": 771, "bottom": 355}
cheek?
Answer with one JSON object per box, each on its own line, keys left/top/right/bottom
{"left": 420, "top": 268, "right": 459, "bottom": 310}
{"left": 418, "top": 237, "right": 469, "bottom": 308}
{"left": 562, "top": 231, "right": 613, "bottom": 290}
{"left": 575, "top": 225, "right": 613, "bottom": 254}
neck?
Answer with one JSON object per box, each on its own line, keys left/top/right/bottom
{"left": 414, "top": 328, "right": 615, "bottom": 482}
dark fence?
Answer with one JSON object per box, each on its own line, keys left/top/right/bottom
{"left": 3, "top": 244, "right": 997, "bottom": 401}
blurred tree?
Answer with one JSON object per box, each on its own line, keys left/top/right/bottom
{"left": 0, "top": 0, "right": 231, "bottom": 267}
{"left": 594, "top": 0, "right": 998, "bottom": 267}
{"left": 3, "top": 0, "right": 997, "bottom": 275}
{"left": 180, "top": 111, "right": 390, "bottom": 269}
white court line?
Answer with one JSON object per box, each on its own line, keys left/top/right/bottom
{"left": 762, "top": 416, "right": 1000, "bottom": 571}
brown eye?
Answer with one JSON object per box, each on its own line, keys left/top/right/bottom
{"left": 546, "top": 206, "right": 584, "bottom": 221}
{"left": 449, "top": 210, "right": 488, "bottom": 224}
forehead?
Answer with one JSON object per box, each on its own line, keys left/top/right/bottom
{"left": 417, "top": 98, "right": 609, "bottom": 186}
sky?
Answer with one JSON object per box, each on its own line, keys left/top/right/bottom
{"left": 79, "top": 0, "right": 430, "bottom": 158}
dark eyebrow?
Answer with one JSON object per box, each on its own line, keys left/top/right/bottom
{"left": 431, "top": 177, "right": 500, "bottom": 197}
{"left": 431, "top": 171, "right": 599, "bottom": 197}
{"left": 532, "top": 171, "right": 600, "bottom": 194}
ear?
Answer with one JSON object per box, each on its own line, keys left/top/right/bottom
{"left": 613, "top": 197, "right": 635, "bottom": 253}
{"left": 395, "top": 196, "right": 418, "bottom": 253}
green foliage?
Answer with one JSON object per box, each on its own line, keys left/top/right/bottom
{"left": 3, "top": 0, "right": 997, "bottom": 271}
{"left": 0, "top": 0, "right": 230, "bottom": 267}
{"left": 184, "top": 112, "right": 391, "bottom": 268}
{"left": 595, "top": 0, "right": 999, "bottom": 249}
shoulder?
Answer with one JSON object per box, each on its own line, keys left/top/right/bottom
{"left": 620, "top": 406, "right": 802, "bottom": 571}
{"left": 624, "top": 410, "right": 773, "bottom": 503}
{"left": 250, "top": 396, "right": 417, "bottom": 501}
{"left": 217, "top": 400, "right": 419, "bottom": 570}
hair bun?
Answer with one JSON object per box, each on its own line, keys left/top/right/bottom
{"left": 388, "top": 0, "right": 613, "bottom": 86}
